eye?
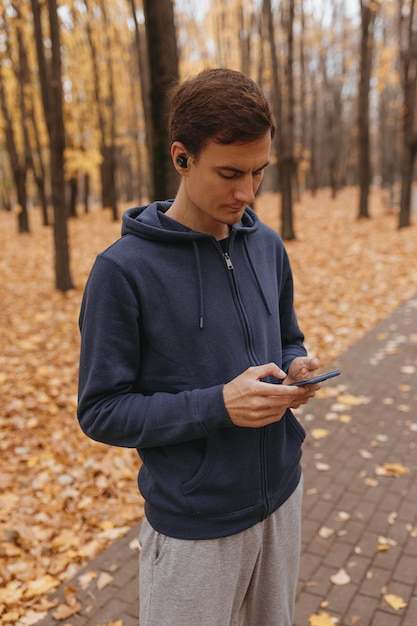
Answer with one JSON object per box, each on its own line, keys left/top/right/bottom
{"left": 217, "top": 168, "right": 265, "bottom": 180}
{"left": 219, "top": 171, "right": 238, "bottom": 179}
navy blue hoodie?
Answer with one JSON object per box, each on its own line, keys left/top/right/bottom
{"left": 78, "top": 201, "right": 307, "bottom": 540}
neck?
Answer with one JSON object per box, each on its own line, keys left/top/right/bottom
{"left": 166, "top": 195, "right": 230, "bottom": 240}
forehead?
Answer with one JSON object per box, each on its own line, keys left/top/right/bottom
{"left": 199, "top": 134, "right": 272, "bottom": 169}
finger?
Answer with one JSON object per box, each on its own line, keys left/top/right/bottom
{"left": 257, "top": 380, "right": 302, "bottom": 396}
{"left": 250, "top": 362, "right": 287, "bottom": 382}
{"left": 306, "top": 356, "right": 320, "bottom": 372}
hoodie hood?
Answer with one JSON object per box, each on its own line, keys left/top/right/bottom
{"left": 121, "top": 201, "right": 260, "bottom": 242}
{"left": 121, "top": 201, "right": 269, "bottom": 330}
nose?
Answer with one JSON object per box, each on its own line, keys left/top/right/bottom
{"left": 233, "top": 175, "right": 256, "bottom": 205}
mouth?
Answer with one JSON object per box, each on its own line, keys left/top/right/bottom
{"left": 228, "top": 205, "right": 246, "bottom": 212}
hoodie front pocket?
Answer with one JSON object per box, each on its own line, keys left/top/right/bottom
{"left": 181, "top": 430, "right": 262, "bottom": 517}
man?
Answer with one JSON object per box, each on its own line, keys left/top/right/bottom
{"left": 78, "top": 68, "right": 321, "bottom": 626}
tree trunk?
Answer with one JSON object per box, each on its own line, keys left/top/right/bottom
{"left": 238, "top": 1, "right": 251, "bottom": 76}
{"left": 100, "top": 0, "right": 118, "bottom": 220}
{"left": 143, "top": 0, "right": 179, "bottom": 200}
{"left": 0, "top": 10, "right": 30, "bottom": 233}
{"left": 263, "top": 0, "right": 295, "bottom": 240}
{"left": 309, "top": 91, "right": 319, "bottom": 196}
{"left": 398, "top": 0, "right": 417, "bottom": 228}
{"left": 84, "top": 0, "right": 118, "bottom": 220}
{"left": 280, "top": 0, "right": 296, "bottom": 240}
{"left": 83, "top": 174, "right": 90, "bottom": 214}
{"left": 262, "top": 0, "right": 295, "bottom": 240}
{"left": 32, "top": 0, "right": 73, "bottom": 290}
{"left": 377, "top": 21, "right": 398, "bottom": 190}
{"left": 15, "top": 168, "right": 29, "bottom": 233}
{"left": 0, "top": 84, "right": 30, "bottom": 233}
{"left": 321, "top": 52, "right": 343, "bottom": 199}
{"left": 279, "top": 160, "right": 295, "bottom": 240}
{"left": 47, "top": 0, "right": 74, "bottom": 289}
{"left": 26, "top": 75, "right": 50, "bottom": 225}
{"left": 1, "top": 189, "right": 12, "bottom": 212}
{"left": 69, "top": 177, "right": 78, "bottom": 217}
{"left": 358, "top": 1, "right": 377, "bottom": 219}
{"left": 318, "top": 1, "right": 346, "bottom": 198}
{"left": 101, "top": 146, "right": 118, "bottom": 217}
{"left": 129, "top": 0, "right": 152, "bottom": 196}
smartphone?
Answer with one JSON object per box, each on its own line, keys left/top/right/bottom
{"left": 289, "top": 369, "right": 341, "bottom": 386}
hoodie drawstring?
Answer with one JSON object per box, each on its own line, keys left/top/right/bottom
{"left": 243, "top": 239, "right": 273, "bottom": 316}
{"left": 192, "top": 241, "right": 205, "bottom": 329}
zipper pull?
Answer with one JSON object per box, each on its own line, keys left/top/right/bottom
{"left": 224, "top": 252, "right": 234, "bottom": 270}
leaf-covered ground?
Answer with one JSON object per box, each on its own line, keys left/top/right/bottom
{"left": 0, "top": 186, "right": 416, "bottom": 623}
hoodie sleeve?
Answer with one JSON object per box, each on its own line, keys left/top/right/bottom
{"left": 77, "top": 255, "right": 232, "bottom": 449}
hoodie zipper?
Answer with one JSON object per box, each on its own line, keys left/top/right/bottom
{"left": 214, "top": 237, "right": 270, "bottom": 518}
{"left": 213, "top": 238, "right": 258, "bottom": 364}
{"left": 219, "top": 238, "right": 269, "bottom": 519}
{"left": 223, "top": 252, "right": 234, "bottom": 270}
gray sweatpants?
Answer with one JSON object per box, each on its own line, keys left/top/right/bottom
{"left": 138, "top": 476, "right": 303, "bottom": 626}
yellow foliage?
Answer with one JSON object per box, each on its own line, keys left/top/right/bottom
{"left": 64, "top": 147, "right": 103, "bottom": 179}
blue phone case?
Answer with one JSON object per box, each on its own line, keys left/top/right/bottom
{"left": 290, "top": 369, "right": 341, "bottom": 386}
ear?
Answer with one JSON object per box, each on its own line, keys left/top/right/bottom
{"left": 172, "top": 142, "right": 190, "bottom": 174}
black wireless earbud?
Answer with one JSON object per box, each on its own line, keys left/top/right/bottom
{"left": 176, "top": 156, "right": 188, "bottom": 169}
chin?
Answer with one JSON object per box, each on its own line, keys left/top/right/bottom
{"left": 229, "top": 211, "right": 245, "bottom": 223}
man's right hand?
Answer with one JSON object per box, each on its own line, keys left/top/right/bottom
{"left": 223, "top": 362, "right": 319, "bottom": 428}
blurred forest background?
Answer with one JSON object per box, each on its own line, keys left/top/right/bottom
{"left": 1, "top": 0, "right": 416, "bottom": 290}
{"left": 1, "top": 1, "right": 417, "bottom": 623}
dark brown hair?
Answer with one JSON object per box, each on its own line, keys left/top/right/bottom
{"left": 168, "top": 68, "right": 276, "bottom": 157}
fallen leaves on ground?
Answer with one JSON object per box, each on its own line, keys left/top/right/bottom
{"left": 309, "top": 611, "right": 339, "bottom": 625}
{"left": 318, "top": 526, "right": 335, "bottom": 539}
{"left": 96, "top": 572, "right": 114, "bottom": 590}
{"left": 383, "top": 593, "right": 408, "bottom": 610}
{"left": 310, "top": 428, "right": 329, "bottom": 440}
{"left": 330, "top": 568, "right": 351, "bottom": 586}
{"left": 377, "top": 536, "right": 398, "bottom": 552}
{"left": 1, "top": 186, "right": 416, "bottom": 622}
{"left": 375, "top": 463, "right": 410, "bottom": 477}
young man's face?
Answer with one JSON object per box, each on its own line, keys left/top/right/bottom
{"left": 176, "top": 132, "right": 271, "bottom": 239}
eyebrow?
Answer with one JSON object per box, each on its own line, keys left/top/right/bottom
{"left": 217, "top": 161, "right": 270, "bottom": 175}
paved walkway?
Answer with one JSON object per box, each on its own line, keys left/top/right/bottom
{"left": 37, "top": 296, "right": 417, "bottom": 626}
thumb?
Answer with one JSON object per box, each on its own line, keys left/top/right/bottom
{"left": 306, "top": 357, "right": 320, "bottom": 372}
{"left": 254, "top": 362, "right": 287, "bottom": 381}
